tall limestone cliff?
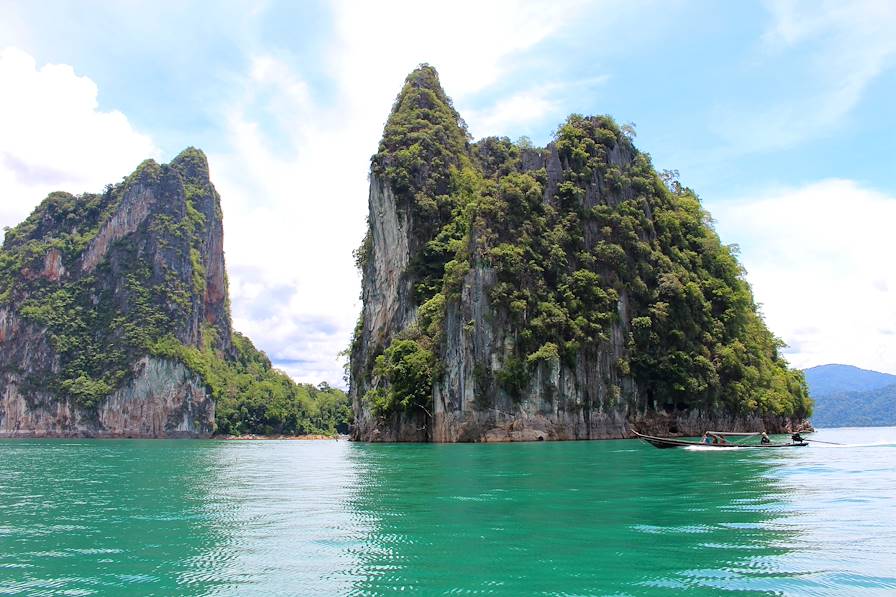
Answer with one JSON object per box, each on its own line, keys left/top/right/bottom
{"left": 0, "top": 149, "right": 231, "bottom": 437}
{"left": 350, "top": 65, "right": 812, "bottom": 442}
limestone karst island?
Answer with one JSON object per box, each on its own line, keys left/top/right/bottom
{"left": 3, "top": 3, "right": 896, "bottom": 594}
{"left": 350, "top": 66, "right": 812, "bottom": 442}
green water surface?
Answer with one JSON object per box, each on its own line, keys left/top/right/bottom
{"left": 1, "top": 428, "right": 894, "bottom": 596}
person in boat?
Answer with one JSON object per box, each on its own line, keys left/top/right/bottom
{"left": 702, "top": 433, "right": 712, "bottom": 445}
{"left": 791, "top": 432, "right": 804, "bottom": 443}
{"left": 760, "top": 432, "right": 771, "bottom": 445}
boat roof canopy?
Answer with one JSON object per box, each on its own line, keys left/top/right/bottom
{"left": 705, "top": 431, "right": 762, "bottom": 436}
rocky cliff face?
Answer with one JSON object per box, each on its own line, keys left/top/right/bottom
{"left": 0, "top": 149, "right": 230, "bottom": 437}
{"left": 1, "top": 357, "right": 212, "bottom": 438}
{"left": 350, "top": 66, "right": 812, "bottom": 442}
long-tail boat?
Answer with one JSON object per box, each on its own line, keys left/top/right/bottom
{"left": 632, "top": 430, "right": 809, "bottom": 449}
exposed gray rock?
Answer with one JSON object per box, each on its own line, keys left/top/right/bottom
{"left": 0, "top": 357, "right": 213, "bottom": 438}
{"left": 349, "top": 174, "right": 429, "bottom": 442}
{"left": 82, "top": 185, "right": 156, "bottom": 273}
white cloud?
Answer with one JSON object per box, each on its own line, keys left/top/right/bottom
{"left": 712, "top": 0, "right": 896, "bottom": 152}
{"left": 329, "top": 0, "right": 584, "bottom": 102}
{"left": 464, "top": 87, "right": 560, "bottom": 138}
{"left": 709, "top": 179, "right": 896, "bottom": 374}
{"left": 463, "top": 76, "right": 611, "bottom": 140}
{"left": 207, "top": 53, "right": 363, "bottom": 387}
{"left": 0, "top": 47, "right": 158, "bottom": 232}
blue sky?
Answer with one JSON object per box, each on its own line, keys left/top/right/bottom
{"left": 2, "top": 0, "right": 894, "bottom": 381}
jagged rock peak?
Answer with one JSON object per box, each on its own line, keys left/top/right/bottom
{"left": 171, "top": 146, "right": 211, "bottom": 182}
{"left": 372, "top": 65, "right": 470, "bottom": 197}
{"left": 390, "top": 64, "right": 458, "bottom": 117}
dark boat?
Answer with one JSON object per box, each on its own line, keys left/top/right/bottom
{"left": 632, "top": 430, "right": 809, "bottom": 449}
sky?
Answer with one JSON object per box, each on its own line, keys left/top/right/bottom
{"left": 1, "top": 0, "right": 894, "bottom": 383}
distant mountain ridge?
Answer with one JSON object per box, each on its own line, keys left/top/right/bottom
{"left": 804, "top": 364, "right": 896, "bottom": 428}
{"left": 803, "top": 364, "right": 896, "bottom": 396}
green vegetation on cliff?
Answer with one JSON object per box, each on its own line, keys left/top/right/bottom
{"left": 355, "top": 65, "right": 811, "bottom": 421}
{"left": 366, "top": 338, "right": 437, "bottom": 416}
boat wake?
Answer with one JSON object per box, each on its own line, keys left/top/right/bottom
{"left": 683, "top": 445, "right": 741, "bottom": 452}
{"left": 810, "top": 441, "right": 896, "bottom": 449}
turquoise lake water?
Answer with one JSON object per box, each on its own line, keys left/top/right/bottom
{"left": 1, "top": 427, "right": 894, "bottom": 596}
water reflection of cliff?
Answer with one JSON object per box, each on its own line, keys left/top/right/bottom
{"left": 344, "top": 441, "right": 797, "bottom": 595}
